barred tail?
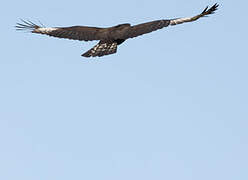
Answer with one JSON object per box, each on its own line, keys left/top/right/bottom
{"left": 82, "top": 41, "right": 118, "bottom": 57}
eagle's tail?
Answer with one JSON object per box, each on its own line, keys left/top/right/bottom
{"left": 82, "top": 41, "right": 118, "bottom": 57}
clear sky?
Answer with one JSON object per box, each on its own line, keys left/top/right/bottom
{"left": 1, "top": 0, "right": 247, "bottom": 179}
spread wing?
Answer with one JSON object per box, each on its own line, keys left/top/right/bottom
{"left": 124, "top": 3, "right": 219, "bottom": 39}
{"left": 16, "top": 19, "right": 105, "bottom": 41}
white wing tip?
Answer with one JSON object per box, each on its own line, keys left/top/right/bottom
{"left": 34, "top": 27, "right": 58, "bottom": 33}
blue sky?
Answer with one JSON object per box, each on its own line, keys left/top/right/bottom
{"left": 1, "top": 0, "right": 247, "bottom": 179}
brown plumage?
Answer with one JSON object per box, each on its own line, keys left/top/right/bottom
{"left": 16, "top": 3, "right": 218, "bottom": 58}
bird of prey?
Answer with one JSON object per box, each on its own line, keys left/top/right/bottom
{"left": 16, "top": 3, "right": 218, "bottom": 58}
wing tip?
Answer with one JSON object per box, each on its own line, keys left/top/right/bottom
{"left": 202, "top": 3, "right": 219, "bottom": 15}
{"left": 15, "top": 19, "right": 42, "bottom": 31}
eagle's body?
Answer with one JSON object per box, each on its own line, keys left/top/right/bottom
{"left": 16, "top": 3, "right": 218, "bottom": 58}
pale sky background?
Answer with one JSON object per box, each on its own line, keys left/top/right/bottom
{"left": 0, "top": 0, "right": 247, "bottom": 180}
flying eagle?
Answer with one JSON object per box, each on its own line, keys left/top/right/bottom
{"left": 16, "top": 3, "right": 218, "bottom": 58}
